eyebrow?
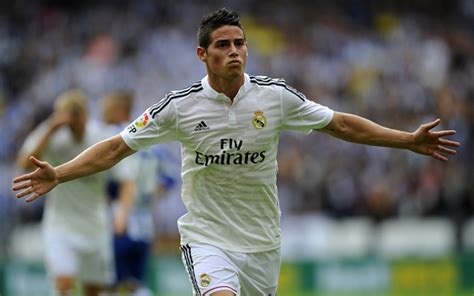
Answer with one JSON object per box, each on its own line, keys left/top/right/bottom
{"left": 214, "top": 38, "right": 245, "bottom": 43}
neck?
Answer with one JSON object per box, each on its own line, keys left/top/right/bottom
{"left": 208, "top": 73, "right": 244, "bottom": 101}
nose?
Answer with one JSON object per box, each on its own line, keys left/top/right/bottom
{"left": 229, "top": 43, "right": 238, "bottom": 57}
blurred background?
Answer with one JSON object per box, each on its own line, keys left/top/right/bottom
{"left": 0, "top": 0, "right": 473, "bottom": 295}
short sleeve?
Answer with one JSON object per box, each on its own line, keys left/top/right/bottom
{"left": 281, "top": 85, "right": 334, "bottom": 134}
{"left": 121, "top": 97, "right": 178, "bottom": 151}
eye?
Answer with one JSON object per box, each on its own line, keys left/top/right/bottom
{"left": 235, "top": 40, "right": 245, "bottom": 47}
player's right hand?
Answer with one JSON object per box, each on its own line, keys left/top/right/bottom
{"left": 12, "top": 156, "right": 59, "bottom": 202}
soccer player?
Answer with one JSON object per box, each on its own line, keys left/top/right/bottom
{"left": 13, "top": 8, "right": 460, "bottom": 296}
{"left": 102, "top": 91, "right": 160, "bottom": 295}
{"left": 16, "top": 90, "right": 115, "bottom": 296}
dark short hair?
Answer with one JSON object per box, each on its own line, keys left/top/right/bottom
{"left": 197, "top": 8, "right": 244, "bottom": 50}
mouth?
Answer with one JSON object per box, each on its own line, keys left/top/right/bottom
{"left": 228, "top": 60, "right": 241, "bottom": 65}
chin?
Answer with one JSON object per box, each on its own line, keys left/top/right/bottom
{"left": 227, "top": 69, "right": 243, "bottom": 78}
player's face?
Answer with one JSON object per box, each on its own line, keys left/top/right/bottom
{"left": 198, "top": 25, "right": 247, "bottom": 80}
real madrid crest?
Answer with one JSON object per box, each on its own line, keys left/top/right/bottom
{"left": 200, "top": 273, "right": 211, "bottom": 287}
{"left": 252, "top": 111, "right": 267, "bottom": 129}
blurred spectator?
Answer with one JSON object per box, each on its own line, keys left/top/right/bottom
{"left": 102, "top": 91, "right": 168, "bottom": 295}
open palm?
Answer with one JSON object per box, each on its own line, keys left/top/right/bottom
{"left": 12, "top": 156, "right": 59, "bottom": 202}
{"left": 410, "top": 119, "right": 460, "bottom": 161}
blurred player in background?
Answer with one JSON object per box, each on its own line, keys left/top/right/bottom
{"left": 102, "top": 92, "right": 166, "bottom": 296}
{"left": 16, "top": 90, "right": 115, "bottom": 296}
{"left": 13, "top": 8, "right": 460, "bottom": 296}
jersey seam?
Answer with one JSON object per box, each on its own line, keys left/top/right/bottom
{"left": 279, "top": 85, "right": 284, "bottom": 131}
{"left": 173, "top": 99, "right": 180, "bottom": 141}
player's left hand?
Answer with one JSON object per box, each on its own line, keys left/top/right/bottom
{"left": 410, "top": 119, "right": 460, "bottom": 161}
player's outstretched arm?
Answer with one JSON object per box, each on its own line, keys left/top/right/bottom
{"left": 12, "top": 135, "right": 136, "bottom": 202}
{"left": 319, "top": 112, "right": 460, "bottom": 161}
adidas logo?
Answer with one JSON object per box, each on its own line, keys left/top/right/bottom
{"left": 194, "top": 120, "right": 210, "bottom": 131}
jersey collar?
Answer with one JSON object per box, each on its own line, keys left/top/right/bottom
{"left": 201, "top": 73, "right": 251, "bottom": 101}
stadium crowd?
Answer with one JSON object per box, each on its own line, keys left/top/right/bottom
{"left": 0, "top": 0, "right": 473, "bottom": 260}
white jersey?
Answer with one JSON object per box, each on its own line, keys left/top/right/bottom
{"left": 20, "top": 120, "right": 114, "bottom": 239}
{"left": 111, "top": 147, "right": 161, "bottom": 241}
{"left": 121, "top": 74, "right": 334, "bottom": 253}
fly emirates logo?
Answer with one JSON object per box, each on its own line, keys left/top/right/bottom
{"left": 195, "top": 138, "right": 266, "bottom": 166}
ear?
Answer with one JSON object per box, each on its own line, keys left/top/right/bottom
{"left": 197, "top": 47, "right": 207, "bottom": 62}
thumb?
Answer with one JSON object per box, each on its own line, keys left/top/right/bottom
{"left": 422, "top": 118, "right": 440, "bottom": 131}
{"left": 29, "top": 156, "right": 47, "bottom": 168}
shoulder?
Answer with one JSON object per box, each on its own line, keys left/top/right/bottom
{"left": 167, "top": 80, "right": 204, "bottom": 100}
{"left": 87, "top": 119, "right": 105, "bottom": 132}
{"left": 21, "top": 122, "right": 50, "bottom": 148}
{"left": 249, "top": 75, "right": 286, "bottom": 87}
{"left": 249, "top": 75, "right": 306, "bottom": 101}
{"left": 87, "top": 120, "right": 116, "bottom": 139}
{"left": 28, "top": 121, "right": 49, "bottom": 136}
{"left": 149, "top": 80, "right": 203, "bottom": 118}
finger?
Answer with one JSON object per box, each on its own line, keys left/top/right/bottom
{"left": 12, "top": 172, "right": 34, "bottom": 184}
{"left": 437, "top": 145, "right": 457, "bottom": 155}
{"left": 423, "top": 119, "right": 440, "bottom": 130}
{"left": 432, "top": 151, "right": 448, "bottom": 162}
{"left": 12, "top": 181, "right": 33, "bottom": 191}
{"left": 16, "top": 187, "right": 36, "bottom": 198}
{"left": 26, "top": 193, "right": 41, "bottom": 203}
{"left": 30, "top": 156, "right": 47, "bottom": 168}
{"left": 433, "top": 130, "right": 456, "bottom": 137}
{"left": 439, "top": 139, "right": 461, "bottom": 147}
